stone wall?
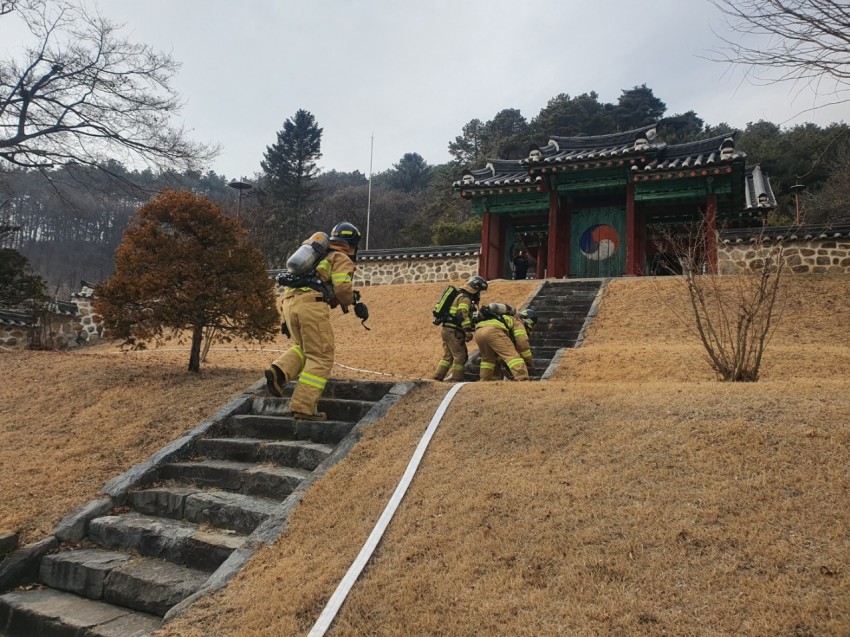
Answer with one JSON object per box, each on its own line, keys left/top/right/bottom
{"left": 354, "top": 255, "right": 479, "bottom": 286}
{"left": 0, "top": 284, "right": 104, "bottom": 352}
{"left": 0, "top": 320, "right": 28, "bottom": 352}
{"left": 719, "top": 226, "right": 850, "bottom": 275}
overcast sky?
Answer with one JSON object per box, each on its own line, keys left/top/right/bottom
{"left": 4, "top": 0, "right": 850, "bottom": 180}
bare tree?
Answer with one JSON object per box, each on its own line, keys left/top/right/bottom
{"left": 655, "top": 219, "right": 788, "bottom": 382}
{"left": 0, "top": 0, "right": 215, "bottom": 173}
{"left": 710, "top": 0, "right": 850, "bottom": 104}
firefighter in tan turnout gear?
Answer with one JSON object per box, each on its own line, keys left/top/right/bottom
{"left": 433, "top": 275, "right": 488, "bottom": 382}
{"left": 265, "top": 222, "right": 366, "bottom": 420}
{"left": 474, "top": 307, "right": 537, "bottom": 381}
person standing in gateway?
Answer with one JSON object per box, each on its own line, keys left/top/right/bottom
{"left": 265, "top": 222, "right": 363, "bottom": 421}
{"left": 512, "top": 250, "right": 530, "bottom": 280}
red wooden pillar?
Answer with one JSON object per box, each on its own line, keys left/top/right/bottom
{"left": 479, "top": 211, "right": 492, "bottom": 277}
{"left": 537, "top": 242, "right": 548, "bottom": 279}
{"left": 705, "top": 193, "right": 718, "bottom": 274}
{"left": 625, "top": 181, "right": 639, "bottom": 275}
{"left": 547, "top": 191, "right": 569, "bottom": 278}
{"left": 479, "top": 211, "right": 503, "bottom": 279}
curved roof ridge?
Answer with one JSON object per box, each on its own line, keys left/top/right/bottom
{"left": 548, "top": 124, "right": 660, "bottom": 150}
{"left": 664, "top": 131, "right": 739, "bottom": 158}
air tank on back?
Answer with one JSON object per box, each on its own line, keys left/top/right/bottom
{"left": 285, "top": 232, "right": 329, "bottom": 276}
{"left": 483, "top": 303, "right": 516, "bottom": 316}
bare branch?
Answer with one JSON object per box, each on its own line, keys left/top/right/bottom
{"left": 710, "top": 0, "right": 850, "bottom": 104}
{"left": 0, "top": 0, "right": 217, "bottom": 175}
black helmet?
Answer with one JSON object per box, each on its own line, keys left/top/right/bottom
{"left": 330, "top": 222, "right": 361, "bottom": 249}
{"left": 519, "top": 308, "right": 537, "bottom": 329}
{"left": 466, "top": 275, "right": 488, "bottom": 292}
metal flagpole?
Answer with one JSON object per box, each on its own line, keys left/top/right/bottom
{"left": 366, "top": 133, "right": 374, "bottom": 250}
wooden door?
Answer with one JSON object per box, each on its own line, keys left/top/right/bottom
{"left": 569, "top": 207, "right": 626, "bottom": 278}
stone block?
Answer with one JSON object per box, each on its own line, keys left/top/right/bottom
{"left": 39, "top": 549, "right": 131, "bottom": 599}
{"left": 104, "top": 559, "right": 208, "bottom": 616}
{"left": 53, "top": 497, "right": 114, "bottom": 542}
{"left": 0, "top": 536, "right": 58, "bottom": 591}
{"left": 0, "top": 531, "right": 18, "bottom": 557}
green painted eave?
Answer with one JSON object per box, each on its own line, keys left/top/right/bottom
{"left": 470, "top": 192, "right": 549, "bottom": 215}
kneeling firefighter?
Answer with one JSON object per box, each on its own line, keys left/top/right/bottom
{"left": 433, "top": 275, "right": 488, "bottom": 382}
{"left": 265, "top": 222, "right": 367, "bottom": 420}
{"left": 474, "top": 307, "right": 537, "bottom": 381}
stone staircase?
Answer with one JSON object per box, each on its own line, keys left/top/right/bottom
{"left": 0, "top": 379, "right": 406, "bottom": 637}
{"left": 465, "top": 279, "right": 605, "bottom": 381}
{"left": 526, "top": 279, "right": 604, "bottom": 378}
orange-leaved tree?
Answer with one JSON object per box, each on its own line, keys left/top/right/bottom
{"left": 95, "top": 189, "right": 279, "bottom": 372}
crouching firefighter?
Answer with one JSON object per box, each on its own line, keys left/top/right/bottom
{"left": 473, "top": 307, "right": 537, "bottom": 381}
{"left": 265, "top": 222, "right": 367, "bottom": 421}
{"left": 432, "top": 275, "right": 488, "bottom": 382}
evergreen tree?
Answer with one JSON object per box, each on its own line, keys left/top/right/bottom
{"left": 390, "top": 153, "right": 432, "bottom": 192}
{"left": 531, "top": 92, "right": 616, "bottom": 139}
{"left": 612, "top": 85, "right": 667, "bottom": 130}
{"left": 261, "top": 109, "right": 323, "bottom": 261}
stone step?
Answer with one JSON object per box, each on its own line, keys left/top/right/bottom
{"left": 156, "top": 459, "right": 309, "bottom": 500}
{"left": 542, "top": 279, "right": 602, "bottom": 292}
{"left": 529, "top": 309, "right": 592, "bottom": 320}
{"left": 193, "top": 437, "right": 334, "bottom": 471}
{"left": 251, "top": 395, "right": 375, "bottom": 422}
{"left": 223, "top": 415, "right": 355, "bottom": 444}
{"left": 40, "top": 549, "right": 208, "bottom": 617}
{"left": 0, "top": 588, "right": 160, "bottom": 637}
{"left": 88, "top": 512, "right": 246, "bottom": 572}
{"left": 129, "top": 487, "right": 282, "bottom": 535}
{"left": 531, "top": 323, "right": 585, "bottom": 335}
{"left": 530, "top": 338, "right": 579, "bottom": 350}
{"left": 529, "top": 294, "right": 598, "bottom": 307}
{"left": 264, "top": 379, "right": 394, "bottom": 402}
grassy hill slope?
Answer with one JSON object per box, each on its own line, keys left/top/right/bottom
{"left": 2, "top": 275, "right": 848, "bottom": 635}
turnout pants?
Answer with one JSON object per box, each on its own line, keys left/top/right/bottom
{"left": 434, "top": 326, "right": 468, "bottom": 381}
{"left": 474, "top": 325, "right": 529, "bottom": 381}
{"left": 271, "top": 292, "right": 334, "bottom": 415}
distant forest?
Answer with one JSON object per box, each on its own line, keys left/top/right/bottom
{"left": 2, "top": 85, "right": 848, "bottom": 295}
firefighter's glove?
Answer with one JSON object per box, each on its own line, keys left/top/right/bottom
{"left": 464, "top": 331, "right": 473, "bottom": 343}
{"left": 281, "top": 321, "right": 291, "bottom": 338}
{"left": 354, "top": 301, "right": 369, "bottom": 321}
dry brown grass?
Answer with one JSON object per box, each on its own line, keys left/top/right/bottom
{"left": 0, "top": 279, "right": 535, "bottom": 543}
{"left": 3, "top": 274, "right": 850, "bottom": 636}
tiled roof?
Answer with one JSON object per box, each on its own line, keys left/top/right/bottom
{"left": 268, "top": 245, "right": 481, "bottom": 277}
{"left": 529, "top": 125, "right": 664, "bottom": 166}
{"left": 744, "top": 165, "right": 777, "bottom": 210}
{"left": 0, "top": 299, "right": 78, "bottom": 327}
{"left": 634, "top": 133, "right": 743, "bottom": 173}
{"left": 721, "top": 222, "right": 850, "bottom": 243}
{"left": 72, "top": 280, "right": 97, "bottom": 299}
{"left": 50, "top": 300, "right": 79, "bottom": 316}
{"left": 452, "top": 159, "right": 544, "bottom": 188}
{"left": 0, "top": 308, "right": 34, "bottom": 327}
{"left": 355, "top": 244, "right": 481, "bottom": 262}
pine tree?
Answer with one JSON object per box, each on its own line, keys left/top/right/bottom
{"left": 261, "top": 109, "right": 323, "bottom": 261}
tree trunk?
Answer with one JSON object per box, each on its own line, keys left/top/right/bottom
{"left": 188, "top": 324, "right": 203, "bottom": 372}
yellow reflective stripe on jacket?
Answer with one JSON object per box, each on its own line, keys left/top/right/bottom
{"left": 475, "top": 318, "right": 509, "bottom": 331}
{"left": 507, "top": 356, "right": 525, "bottom": 369}
{"left": 315, "top": 259, "right": 331, "bottom": 275}
{"left": 520, "top": 348, "right": 532, "bottom": 360}
{"left": 298, "top": 371, "right": 327, "bottom": 390}
{"left": 331, "top": 271, "right": 351, "bottom": 284}
{"left": 513, "top": 328, "right": 528, "bottom": 338}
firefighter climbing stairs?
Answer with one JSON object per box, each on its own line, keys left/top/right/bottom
{"left": 465, "top": 279, "right": 604, "bottom": 381}
{"left": 0, "top": 379, "right": 411, "bottom": 637}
